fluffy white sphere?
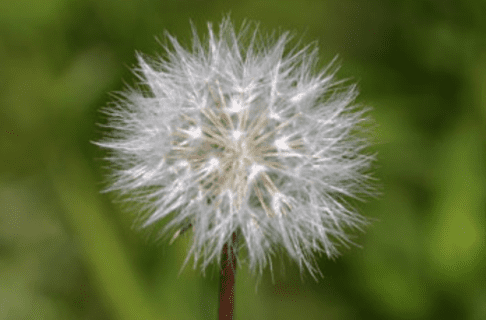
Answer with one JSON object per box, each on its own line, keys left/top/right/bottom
{"left": 94, "top": 15, "right": 377, "bottom": 281}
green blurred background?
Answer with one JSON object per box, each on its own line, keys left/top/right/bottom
{"left": 1, "top": 0, "right": 485, "bottom": 319}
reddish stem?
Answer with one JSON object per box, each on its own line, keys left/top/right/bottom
{"left": 218, "top": 231, "right": 238, "bottom": 320}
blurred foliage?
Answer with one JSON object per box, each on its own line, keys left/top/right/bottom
{"left": 1, "top": 0, "right": 485, "bottom": 319}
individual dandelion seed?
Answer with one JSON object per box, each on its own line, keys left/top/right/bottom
{"left": 93, "top": 14, "right": 377, "bottom": 310}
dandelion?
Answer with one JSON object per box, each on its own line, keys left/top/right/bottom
{"left": 94, "top": 14, "right": 377, "bottom": 319}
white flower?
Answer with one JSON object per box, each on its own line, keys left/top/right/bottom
{"left": 94, "top": 15, "right": 377, "bottom": 281}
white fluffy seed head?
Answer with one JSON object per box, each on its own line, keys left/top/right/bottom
{"left": 94, "top": 14, "right": 378, "bottom": 284}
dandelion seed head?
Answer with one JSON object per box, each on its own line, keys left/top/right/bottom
{"left": 94, "top": 14, "right": 378, "bottom": 283}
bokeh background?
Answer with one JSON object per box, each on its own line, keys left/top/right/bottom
{"left": 1, "top": 1, "right": 485, "bottom": 319}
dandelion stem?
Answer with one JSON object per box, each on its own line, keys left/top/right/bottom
{"left": 218, "top": 231, "right": 238, "bottom": 319}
